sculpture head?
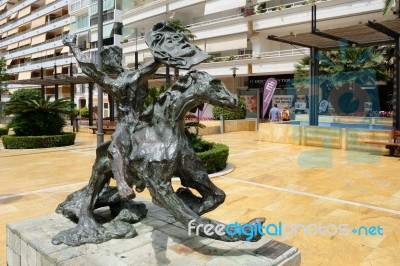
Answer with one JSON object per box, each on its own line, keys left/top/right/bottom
{"left": 145, "top": 22, "right": 211, "bottom": 69}
{"left": 100, "top": 45, "right": 124, "bottom": 74}
{"left": 172, "top": 70, "right": 239, "bottom": 111}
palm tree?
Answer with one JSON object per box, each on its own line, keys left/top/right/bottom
{"left": 5, "top": 96, "right": 71, "bottom": 136}
{"left": 294, "top": 46, "right": 390, "bottom": 115}
{"left": 167, "top": 18, "right": 196, "bottom": 41}
{"left": 383, "top": 0, "right": 395, "bottom": 14}
{"left": 295, "top": 47, "right": 388, "bottom": 86}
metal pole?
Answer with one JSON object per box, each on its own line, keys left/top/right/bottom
{"left": 97, "top": 0, "right": 104, "bottom": 146}
{"left": 394, "top": 36, "right": 400, "bottom": 129}
{"left": 309, "top": 4, "right": 319, "bottom": 126}
{"left": 166, "top": 66, "right": 171, "bottom": 87}
{"left": 89, "top": 82, "right": 94, "bottom": 126}
{"left": 40, "top": 67, "right": 45, "bottom": 99}
{"left": 310, "top": 46, "right": 319, "bottom": 126}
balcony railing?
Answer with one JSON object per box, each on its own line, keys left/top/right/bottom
{"left": 249, "top": 0, "right": 330, "bottom": 15}
{"left": 0, "top": 0, "right": 66, "bottom": 33}
{"left": 70, "top": 0, "right": 94, "bottom": 13}
{"left": 204, "top": 48, "right": 309, "bottom": 63}
{"left": 5, "top": 34, "right": 66, "bottom": 56}
{"left": 1, "top": 14, "right": 70, "bottom": 43}
{"left": 124, "top": 0, "right": 166, "bottom": 16}
{"left": 186, "top": 14, "right": 244, "bottom": 29}
{"left": 7, "top": 54, "right": 71, "bottom": 70}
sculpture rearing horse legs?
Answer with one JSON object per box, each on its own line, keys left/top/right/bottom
{"left": 52, "top": 71, "right": 265, "bottom": 246}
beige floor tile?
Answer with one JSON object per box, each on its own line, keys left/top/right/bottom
{"left": 1, "top": 131, "right": 400, "bottom": 266}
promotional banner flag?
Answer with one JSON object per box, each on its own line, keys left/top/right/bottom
{"left": 262, "top": 78, "right": 278, "bottom": 118}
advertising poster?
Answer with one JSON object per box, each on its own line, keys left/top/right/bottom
{"left": 240, "top": 89, "right": 259, "bottom": 119}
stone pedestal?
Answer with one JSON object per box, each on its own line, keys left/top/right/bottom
{"left": 7, "top": 201, "right": 300, "bottom": 266}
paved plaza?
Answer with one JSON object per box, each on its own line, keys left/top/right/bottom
{"left": 1, "top": 130, "right": 400, "bottom": 265}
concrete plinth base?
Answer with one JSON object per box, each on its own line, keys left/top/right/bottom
{"left": 7, "top": 201, "right": 300, "bottom": 265}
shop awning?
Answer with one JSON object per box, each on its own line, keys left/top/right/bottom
{"left": 31, "top": 16, "right": 47, "bottom": 29}
{"left": 1, "top": 32, "right": 7, "bottom": 38}
{"left": 45, "top": 0, "right": 56, "bottom": 4}
{"left": 18, "top": 71, "right": 32, "bottom": 80}
{"left": 18, "top": 6, "right": 31, "bottom": 19}
{"left": 6, "top": 59, "right": 13, "bottom": 65}
{"left": 0, "top": 4, "right": 6, "bottom": 12}
{"left": 31, "top": 33, "right": 47, "bottom": 45}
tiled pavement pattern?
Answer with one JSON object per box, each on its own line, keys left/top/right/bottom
{"left": 1, "top": 130, "right": 400, "bottom": 265}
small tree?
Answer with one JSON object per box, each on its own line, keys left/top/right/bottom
{"left": 5, "top": 96, "right": 71, "bottom": 136}
{"left": 0, "top": 57, "right": 8, "bottom": 102}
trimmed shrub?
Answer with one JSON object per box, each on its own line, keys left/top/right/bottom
{"left": 212, "top": 100, "right": 246, "bottom": 120}
{"left": 2, "top": 133, "right": 76, "bottom": 149}
{"left": 10, "top": 89, "right": 41, "bottom": 102}
{"left": 8, "top": 112, "right": 66, "bottom": 136}
{"left": 196, "top": 141, "right": 229, "bottom": 174}
{"left": 0, "top": 127, "right": 8, "bottom": 136}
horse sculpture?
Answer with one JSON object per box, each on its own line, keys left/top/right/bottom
{"left": 52, "top": 70, "right": 265, "bottom": 246}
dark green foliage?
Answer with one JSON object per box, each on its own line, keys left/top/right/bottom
{"left": 5, "top": 96, "right": 71, "bottom": 136}
{"left": 257, "top": 2, "right": 267, "bottom": 13}
{"left": 2, "top": 133, "right": 76, "bottom": 149}
{"left": 167, "top": 18, "right": 196, "bottom": 41}
{"left": 0, "top": 127, "right": 8, "bottom": 136}
{"left": 8, "top": 112, "right": 66, "bottom": 136}
{"left": 196, "top": 141, "right": 229, "bottom": 174}
{"left": 212, "top": 100, "right": 246, "bottom": 120}
{"left": 144, "top": 85, "right": 168, "bottom": 108}
{"left": 185, "top": 121, "right": 206, "bottom": 137}
{"left": 9, "top": 89, "right": 41, "bottom": 102}
{"left": 294, "top": 47, "right": 389, "bottom": 88}
{"left": 0, "top": 57, "right": 8, "bottom": 102}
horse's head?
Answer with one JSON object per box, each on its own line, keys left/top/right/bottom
{"left": 172, "top": 70, "right": 239, "bottom": 112}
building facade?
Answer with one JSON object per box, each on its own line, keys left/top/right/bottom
{"left": 122, "top": 0, "right": 396, "bottom": 118}
{"left": 0, "top": 0, "right": 72, "bottom": 99}
{"left": 1, "top": 0, "right": 397, "bottom": 120}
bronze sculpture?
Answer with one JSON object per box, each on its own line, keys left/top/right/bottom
{"left": 52, "top": 22, "right": 264, "bottom": 246}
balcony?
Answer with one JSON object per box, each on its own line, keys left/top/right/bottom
{"left": 0, "top": 15, "right": 72, "bottom": 49}
{"left": 252, "top": 0, "right": 385, "bottom": 31}
{"left": 6, "top": 54, "right": 76, "bottom": 74}
{"left": 4, "top": 35, "right": 66, "bottom": 60}
{"left": 123, "top": 0, "right": 167, "bottom": 26}
{"left": 0, "top": 0, "right": 69, "bottom": 36}
{"left": 0, "top": 0, "right": 37, "bottom": 22}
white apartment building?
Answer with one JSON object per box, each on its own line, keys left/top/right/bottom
{"left": 0, "top": 0, "right": 72, "bottom": 99}
{"left": 2, "top": 0, "right": 397, "bottom": 119}
{"left": 68, "top": 0, "right": 124, "bottom": 115}
{"left": 122, "top": 0, "right": 397, "bottom": 118}
{"left": 1, "top": 0, "right": 125, "bottom": 117}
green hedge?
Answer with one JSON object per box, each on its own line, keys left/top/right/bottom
{"left": 2, "top": 133, "right": 76, "bottom": 149}
{"left": 197, "top": 141, "right": 229, "bottom": 174}
{"left": 0, "top": 128, "right": 8, "bottom": 137}
{"left": 212, "top": 100, "right": 246, "bottom": 120}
